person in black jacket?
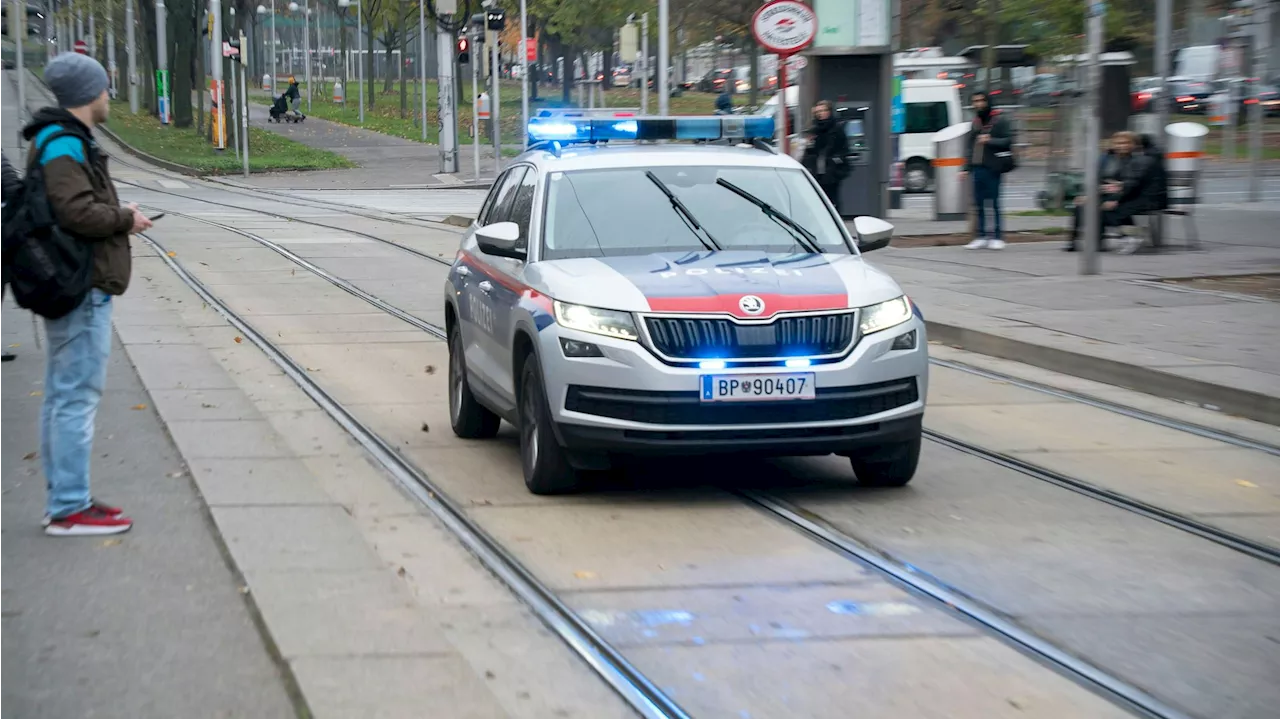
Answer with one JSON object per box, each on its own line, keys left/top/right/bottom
{"left": 1067, "top": 131, "right": 1151, "bottom": 253}
{"left": 802, "top": 100, "right": 850, "bottom": 209}
{"left": 2, "top": 153, "right": 21, "bottom": 362}
{"left": 959, "top": 91, "right": 1014, "bottom": 250}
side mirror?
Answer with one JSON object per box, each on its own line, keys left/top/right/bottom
{"left": 475, "top": 221, "right": 526, "bottom": 260}
{"left": 854, "top": 216, "right": 894, "bottom": 253}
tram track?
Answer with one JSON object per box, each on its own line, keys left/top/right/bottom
{"left": 13, "top": 67, "right": 1274, "bottom": 717}
{"left": 140, "top": 207, "right": 1275, "bottom": 719}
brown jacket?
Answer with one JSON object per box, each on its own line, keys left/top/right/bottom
{"left": 23, "top": 108, "right": 134, "bottom": 295}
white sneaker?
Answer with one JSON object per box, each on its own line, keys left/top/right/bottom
{"left": 986, "top": 239, "right": 1007, "bottom": 250}
{"left": 965, "top": 238, "right": 989, "bottom": 250}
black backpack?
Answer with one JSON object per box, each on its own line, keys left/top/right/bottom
{"left": 1, "top": 129, "right": 96, "bottom": 320}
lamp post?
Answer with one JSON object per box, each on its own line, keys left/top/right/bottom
{"left": 257, "top": 2, "right": 277, "bottom": 93}
{"left": 288, "top": 1, "right": 311, "bottom": 110}
{"left": 337, "top": 0, "right": 361, "bottom": 123}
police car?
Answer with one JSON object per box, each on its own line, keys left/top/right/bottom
{"left": 444, "top": 115, "right": 927, "bottom": 494}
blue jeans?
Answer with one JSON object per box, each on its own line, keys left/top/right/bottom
{"left": 42, "top": 289, "right": 113, "bottom": 519}
{"left": 972, "top": 166, "right": 1003, "bottom": 240}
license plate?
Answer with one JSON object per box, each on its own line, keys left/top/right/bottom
{"left": 700, "top": 373, "right": 816, "bottom": 402}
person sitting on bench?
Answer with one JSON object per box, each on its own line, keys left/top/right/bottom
{"left": 1066, "top": 130, "right": 1151, "bottom": 254}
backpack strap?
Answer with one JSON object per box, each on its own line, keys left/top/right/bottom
{"left": 30, "top": 128, "right": 94, "bottom": 171}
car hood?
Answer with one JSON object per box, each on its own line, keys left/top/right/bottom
{"left": 527, "top": 251, "right": 904, "bottom": 318}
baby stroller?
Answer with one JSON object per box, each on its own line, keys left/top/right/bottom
{"left": 268, "top": 94, "right": 306, "bottom": 123}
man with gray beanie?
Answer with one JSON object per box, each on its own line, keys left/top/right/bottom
{"left": 22, "top": 52, "right": 152, "bottom": 536}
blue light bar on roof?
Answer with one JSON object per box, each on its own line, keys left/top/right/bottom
{"left": 527, "top": 115, "right": 775, "bottom": 146}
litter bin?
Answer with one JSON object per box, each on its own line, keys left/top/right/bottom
{"left": 932, "top": 122, "right": 971, "bottom": 221}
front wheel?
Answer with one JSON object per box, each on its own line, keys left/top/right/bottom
{"left": 518, "top": 355, "right": 579, "bottom": 495}
{"left": 849, "top": 435, "right": 921, "bottom": 487}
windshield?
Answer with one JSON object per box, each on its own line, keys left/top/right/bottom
{"left": 541, "top": 165, "right": 851, "bottom": 260}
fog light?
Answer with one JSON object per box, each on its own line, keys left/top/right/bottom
{"left": 560, "top": 338, "right": 603, "bottom": 358}
{"left": 891, "top": 330, "right": 917, "bottom": 351}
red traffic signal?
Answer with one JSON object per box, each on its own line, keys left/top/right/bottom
{"left": 457, "top": 36, "right": 469, "bottom": 64}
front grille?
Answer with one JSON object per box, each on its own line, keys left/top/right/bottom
{"left": 644, "top": 312, "right": 857, "bottom": 360}
{"left": 564, "top": 378, "right": 918, "bottom": 426}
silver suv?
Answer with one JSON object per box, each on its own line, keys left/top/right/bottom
{"left": 444, "top": 118, "right": 928, "bottom": 494}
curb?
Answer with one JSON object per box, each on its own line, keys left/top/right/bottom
{"left": 95, "top": 123, "right": 205, "bottom": 176}
{"left": 926, "top": 320, "right": 1280, "bottom": 427}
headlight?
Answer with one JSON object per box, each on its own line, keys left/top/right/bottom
{"left": 860, "top": 296, "right": 913, "bottom": 335}
{"left": 553, "top": 301, "right": 639, "bottom": 341}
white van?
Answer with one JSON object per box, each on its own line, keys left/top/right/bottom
{"left": 760, "top": 79, "right": 962, "bottom": 192}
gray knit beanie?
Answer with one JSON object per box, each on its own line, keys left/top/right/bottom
{"left": 45, "top": 53, "right": 110, "bottom": 109}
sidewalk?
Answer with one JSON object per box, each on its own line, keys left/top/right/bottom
{"left": 243, "top": 100, "right": 502, "bottom": 188}
{"left": 0, "top": 301, "right": 299, "bottom": 718}
{"left": 876, "top": 204, "right": 1280, "bottom": 425}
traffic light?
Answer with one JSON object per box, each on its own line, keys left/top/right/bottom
{"left": 457, "top": 35, "right": 470, "bottom": 64}
{"left": 486, "top": 8, "right": 505, "bottom": 31}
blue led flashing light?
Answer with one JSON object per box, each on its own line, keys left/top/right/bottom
{"left": 527, "top": 115, "right": 776, "bottom": 146}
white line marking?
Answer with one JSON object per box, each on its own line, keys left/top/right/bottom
{"left": 155, "top": 179, "right": 190, "bottom": 189}
{"left": 433, "top": 173, "right": 464, "bottom": 186}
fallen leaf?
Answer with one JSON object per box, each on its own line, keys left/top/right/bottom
{"left": 7, "top": 343, "right": 19, "bottom": 348}
{"left": 233, "top": 336, "right": 243, "bottom": 343}
{"left": 167, "top": 471, "right": 185, "bottom": 478}
{"left": 573, "top": 570, "right": 597, "bottom": 580}
{"left": 424, "top": 365, "right": 436, "bottom": 375}
{"left": 238, "top": 586, "right": 250, "bottom": 595}
{"left": 305, "top": 367, "right": 321, "bottom": 372}
{"left": 1236, "top": 480, "right": 1259, "bottom": 488}
{"left": 167, "top": 251, "right": 177, "bottom": 257}
{"left": 397, "top": 566, "right": 407, "bottom": 578}
{"left": 29, "top": 390, "right": 42, "bottom": 397}
{"left": 131, "top": 404, "right": 148, "bottom": 410}
{"left": 420, "top": 423, "right": 430, "bottom": 433}
{"left": 22, "top": 451, "right": 38, "bottom": 461}
{"left": 100, "top": 538, "right": 123, "bottom": 547}
{"left": 290, "top": 269, "right": 296, "bottom": 276}
{"left": 201, "top": 403, "right": 216, "bottom": 408}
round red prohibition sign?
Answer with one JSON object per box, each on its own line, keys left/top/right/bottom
{"left": 751, "top": 0, "right": 817, "bottom": 56}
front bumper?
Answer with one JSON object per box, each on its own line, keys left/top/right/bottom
{"left": 536, "top": 315, "right": 928, "bottom": 456}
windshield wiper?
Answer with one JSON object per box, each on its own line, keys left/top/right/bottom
{"left": 645, "top": 171, "right": 723, "bottom": 252}
{"left": 714, "top": 178, "right": 822, "bottom": 254}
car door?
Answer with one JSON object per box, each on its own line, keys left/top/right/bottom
{"left": 465, "top": 166, "right": 528, "bottom": 402}
{"left": 485, "top": 165, "right": 540, "bottom": 400}
{"left": 457, "top": 168, "right": 517, "bottom": 396}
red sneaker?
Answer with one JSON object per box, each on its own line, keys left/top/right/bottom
{"left": 45, "top": 507, "right": 134, "bottom": 536}
{"left": 41, "top": 499, "right": 124, "bottom": 528}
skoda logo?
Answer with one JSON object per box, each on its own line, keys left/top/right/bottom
{"left": 739, "top": 295, "right": 766, "bottom": 316}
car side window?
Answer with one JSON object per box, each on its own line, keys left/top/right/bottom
{"left": 507, "top": 168, "right": 538, "bottom": 247}
{"left": 486, "top": 167, "right": 527, "bottom": 226}
{"left": 476, "top": 171, "right": 508, "bottom": 226}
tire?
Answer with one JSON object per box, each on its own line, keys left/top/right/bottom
{"left": 448, "top": 324, "right": 500, "bottom": 440}
{"left": 904, "top": 159, "right": 932, "bottom": 193}
{"left": 518, "top": 354, "right": 579, "bottom": 495}
{"left": 849, "top": 435, "right": 921, "bottom": 487}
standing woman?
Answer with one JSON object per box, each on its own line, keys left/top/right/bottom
{"left": 802, "top": 100, "right": 850, "bottom": 210}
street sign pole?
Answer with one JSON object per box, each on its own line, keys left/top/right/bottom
{"left": 657, "top": 0, "right": 669, "bottom": 116}
{"left": 1154, "top": 0, "right": 1171, "bottom": 140}
{"left": 1249, "top": 1, "right": 1270, "bottom": 202}
{"left": 640, "top": 12, "right": 648, "bottom": 115}
{"left": 127, "top": 0, "right": 139, "bottom": 113}
{"left": 520, "top": 0, "right": 528, "bottom": 149}
{"left": 436, "top": 5, "right": 459, "bottom": 174}
{"left": 751, "top": 0, "right": 817, "bottom": 157}
{"left": 241, "top": 32, "right": 250, "bottom": 177}
{"left": 491, "top": 34, "right": 500, "bottom": 174}
{"left": 473, "top": 33, "right": 481, "bottom": 179}
{"left": 156, "top": 0, "right": 169, "bottom": 124}
{"left": 1081, "top": 2, "right": 1104, "bottom": 275}
{"left": 419, "top": 0, "right": 427, "bottom": 141}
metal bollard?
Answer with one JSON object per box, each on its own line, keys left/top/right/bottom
{"left": 1165, "top": 121, "right": 1206, "bottom": 210}
{"left": 932, "top": 122, "right": 972, "bottom": 221}
{"left": 333, "top": 81, "right": 344, "bottom": 104}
